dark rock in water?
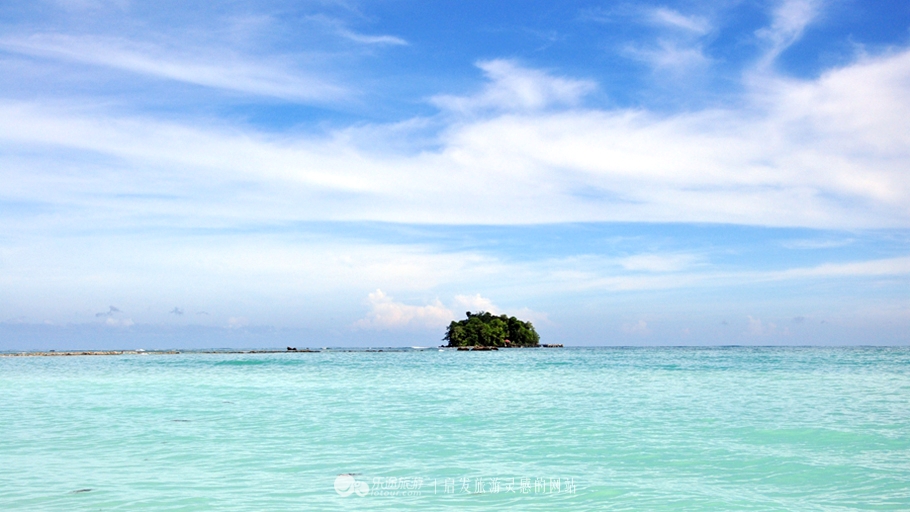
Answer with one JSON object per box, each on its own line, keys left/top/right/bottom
{"left": 70, "top": 489, "right": 92, "bottom": 494}
{"left": 287, "top": 346, "right": 297, "bottom": 351}
{"left": 472, "top": 346, "right": 498, "bottom": 351}
{"left": 457, "top": 347, "right": 471, "bottom": 351}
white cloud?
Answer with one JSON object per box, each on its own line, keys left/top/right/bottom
{"left": 511, "top": 308, "right": 550, "bottom": 326}
{"left": 303, "top": 14, "right": 408, "bottom": 47}
{"left": 337, "top": 29, "right": 407, "bottom": 46}
{"left": 452, "top": 294, "right": 500, "bottom": 314}
{"left": 756, "top": 0, "right": 822, "bottom": 66}
{"left": 779, "top": 238, "right": 854, "bottom": 249}
{"left": 578, "top": 256, "right": 910, "bottom": 293}
{"left": 624, "top": 40, "right": 711, "bottom": 72}
{"left": 432, "top": 60, "right": 596, "bottom": 113}
{"left": 772, "top": 256, "right": 910, "bottom": 279}
{"left": 0, "top": 34, "right": 346, "bottom": 102}
{"left": 620, "top": 7, "right": 712, "bottom": 73}
{"left": 354, "top": 291, "right": 548, "bottom": 331}
{"left": 648, "top": 8, "right": 710, "bottom": 35}
{"left": 355, "top": 289, "right": 454, "bottom": 330}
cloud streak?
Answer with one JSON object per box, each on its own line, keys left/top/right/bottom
{"left": 0, "top": 34, "right": 346, "bottom": 102}
{"left": 647, "top": 8, "right": 710, "bottom": 34}
{"left": 337, "top": 29, "right": 407, "bottom": 46}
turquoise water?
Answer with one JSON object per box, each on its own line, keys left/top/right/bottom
{"left": 1, "top": 347, "right": 909, "bottom": 511}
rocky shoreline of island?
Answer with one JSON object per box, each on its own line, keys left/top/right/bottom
{"left": 455, "top": 343, "right": 563, "bottom": 351}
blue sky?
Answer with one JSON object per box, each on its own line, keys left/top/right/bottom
{"left": 1, "top": 0, "right": 909, "bottom": 348}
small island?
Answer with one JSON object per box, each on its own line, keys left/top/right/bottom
{"left": 444, "top": 311, "right": 540, "bottom": 348}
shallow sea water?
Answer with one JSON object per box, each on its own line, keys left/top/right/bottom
{"left": 1, "top": 347, "right": 909, "bottom": 511}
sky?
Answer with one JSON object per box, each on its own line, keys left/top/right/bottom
{"left": 1, "top": 0, "right": 909, "bottom": 349}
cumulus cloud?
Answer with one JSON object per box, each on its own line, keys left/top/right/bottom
{"left": 355, "top": 289, "right": 455, "bottom": 330}
{"left": 355, "top": 291, "right": 548, "bottom": 330}
{"left": 452, "top": 293, "right": 500, "bottom": 315}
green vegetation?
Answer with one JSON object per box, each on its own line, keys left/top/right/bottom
{"left": 444, "top": 311, "right": 540, "bottom": 347}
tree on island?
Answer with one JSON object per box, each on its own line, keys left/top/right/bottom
{"left": 443, "top": 311, "right": 540, "bottom": 347}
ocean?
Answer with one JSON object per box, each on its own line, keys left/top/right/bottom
{"left": 1, "top": 347, "right": 908, "bottom": 510}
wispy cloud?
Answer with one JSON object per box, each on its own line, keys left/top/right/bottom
{"left": 780, "top": 238, "right": 854, "bottom": 249}
{"left": 588, "top": 5, "right": 713, "bottom": 73}
{"left": 0, "top": 34, "right": 346, "bottom": 102}
{"left": 303, "top": 14, "right": 408, "bottom": 47}
{"left": 580, "top": 256, "right": 910, "bottom": 293}
{"left": 756, "top": 0, "right": 823, "bottom": 66}
{"left": 431, "top": 60, "right": 596, "bottom": 113}
{"left": 623, "top": 40, "right": 711, "bottom": 73}
{"left": 647, "top": 7, "right": 710, "bottom": 35}
{"left": 337, "top": 29, "right": 407, "bottom": 46}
